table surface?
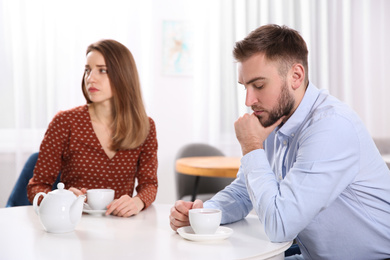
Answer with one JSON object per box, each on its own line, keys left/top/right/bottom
{"left": 0, "top": 204, "right": 292, "bottom": 260}
{"left": 176, "top": 156, "right": 241, "bottom": 178}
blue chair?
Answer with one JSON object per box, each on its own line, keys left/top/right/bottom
{"left": 6, "top": 153, "right": 60, "bottom": 207}
{"left": 285, "top": 243, "right": 301, "bottom": 257}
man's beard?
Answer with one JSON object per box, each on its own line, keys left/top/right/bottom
{"left": 253, "top": 82, "right": 295, "bottom": 127}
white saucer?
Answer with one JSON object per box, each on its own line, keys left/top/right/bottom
{"left": 177, "top": 226, "right": 233, "bottom": 242}
{"left": 83, "top": 203, "right": 106, "bottom": 216}
{"left": 83, "top": 208, "right": 106, "bottom": 215}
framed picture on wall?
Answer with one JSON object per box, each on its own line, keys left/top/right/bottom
{"left": 162, "top": 20, "right": 193, "bottom": 76}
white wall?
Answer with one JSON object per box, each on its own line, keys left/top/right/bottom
{"left": 0, "top": 0, "right": 206, "bottom": 207}
{"left": 148, "top": 27, "right": 195, "bottom": 205}
{"left": 141, "top": 0, "right": 199, "bottom": 204}
{"left": 2, "top": 0, "right": 389, "bottom": 208}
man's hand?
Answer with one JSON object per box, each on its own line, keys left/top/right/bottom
{"left": 234, "top": 113, "right": 285, "bottom": 155}
{"left": 169, "top": 199, "right": 203, "bottom": 231}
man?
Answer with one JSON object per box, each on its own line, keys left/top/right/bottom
{"left": 169, "top": 24, "right": 390, "bottom": 259}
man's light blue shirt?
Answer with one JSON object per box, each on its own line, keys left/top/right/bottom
{"left": 204, "top": 83, "right": 390, "bottom": 259}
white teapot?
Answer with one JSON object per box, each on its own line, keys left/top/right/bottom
{"left": 33, "top": 182, "right": 85, "bottom": 233}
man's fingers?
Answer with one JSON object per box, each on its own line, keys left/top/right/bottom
{"left": 192, "top": 199, "right": 203, "bottom": 209}
{"left": 174, "top": 200, "right": 193, "bottom": 216}
{"left": 170, "top": 205, "right": 188, "bottom": 221}
{"left": 169, "top": 200, "right": 197, "bottom": 231}
{"left": 169, "top": 213, "right": 190, "bottom": 229}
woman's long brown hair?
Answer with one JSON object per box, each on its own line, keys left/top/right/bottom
{"left": 82, "top": 39, "right": 149, "bottom": 150}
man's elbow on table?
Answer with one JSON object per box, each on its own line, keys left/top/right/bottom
{"left": 264, "top": 222, "right": 297, "bottom": 243}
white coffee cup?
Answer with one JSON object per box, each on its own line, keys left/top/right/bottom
{"left": 189, "top": 208, "right": 222, "bottom": 234}
{"left": 86, "top": 189, "right": 115, "bottom": 210}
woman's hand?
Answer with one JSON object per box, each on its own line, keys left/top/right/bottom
{"left": 105, "top": 195, "right": 144, "bottom": 217}
{"left": 69, "top": 187, "right": 87, "bottom": 197}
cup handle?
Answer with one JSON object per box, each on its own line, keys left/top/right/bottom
{"left": 33, "top": 192, "right": 46, "bottom": 215}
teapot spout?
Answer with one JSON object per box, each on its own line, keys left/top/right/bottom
{"left": 70, "top": 195, "right": 86, "bottom": 224}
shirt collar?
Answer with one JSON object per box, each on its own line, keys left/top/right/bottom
{"left": 278, "top": 82, "right": 321, "bottom": 138}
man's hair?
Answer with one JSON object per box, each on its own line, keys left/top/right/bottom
{"left": 233, "top": 24, "right": 309, "bottom": 84}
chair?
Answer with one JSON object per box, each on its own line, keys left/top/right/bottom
{"left": 373, "top": 137, "right": 390, "bottom": 154}
{"left": 285, "top": 243, "right": 301, "bottom": 257}
{"left": 175, "top": 143, "right": 235, "bottom": 201}
{"left": 373, "top": 137, "right": 390, "bottom": 169}
{"left": 6, "top": 152, "right": 60, "bottom": 207}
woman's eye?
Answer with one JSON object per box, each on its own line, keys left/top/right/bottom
{"left": 84, "top": 68, "right": 91, "bottom": 74}
{"left": 100, "top": 69, "right": 108, "bottom": 73}
{"left": 255, "top": 85, "right": 263, "bottom": 90}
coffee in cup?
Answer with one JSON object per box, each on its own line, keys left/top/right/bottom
{"left": 86, "top": 189, "right": 115, "bottom": 210}
{"left": 189, "top": 208, "right": 222, "bottom": 234}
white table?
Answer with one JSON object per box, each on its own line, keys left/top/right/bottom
{"left": 0, "top": 204, "right": 292, "bottom": 260}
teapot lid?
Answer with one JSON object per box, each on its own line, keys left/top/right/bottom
{"left": 49, "top": 183, "right": 75, "bottom": 196}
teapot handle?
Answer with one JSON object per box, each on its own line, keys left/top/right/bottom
{"left": 33, "top": 192, "right": 46, "bottom": 215}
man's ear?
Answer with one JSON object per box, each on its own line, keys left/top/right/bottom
{"left": 291, "top": 63, "right": 305, "bottom": 90}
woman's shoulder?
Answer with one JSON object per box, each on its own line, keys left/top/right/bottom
{"left": 49, "top": 105, "right": 89, "bottom": 127}
{"left": 53, "top": 105, "right": 88, "bottom": 119}
{"left": 144, "top": 117, "right": 157, "bottom": 142}
{"left": 148, "top": 117, "right": 155, "bottom": 126}
{"left": 147, "top": 117, "right": 157, "bottom": 133}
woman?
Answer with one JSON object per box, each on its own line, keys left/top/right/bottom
{"left": 27, "top": 39, "right": 158, "bottom": 217}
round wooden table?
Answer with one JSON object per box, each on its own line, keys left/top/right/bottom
{"left": 175, "top": 156, "right": 241, "bottom": 201}
{"left": 175, "top": 156, "right": 241, "bottom": 178}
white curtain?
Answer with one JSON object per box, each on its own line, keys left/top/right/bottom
{"left": 194, "top": 0, "right": 390, "bottom": 157}
{"left": 0, "top": 0, "right": 153, "bottom": 173}
{"left": 0, "top": 0, "right": 389, "bottom": 205}
{"left": 191, "top": 0, "right": 242, "bottom": 156}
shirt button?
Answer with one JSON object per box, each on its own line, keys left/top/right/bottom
{"left": 291, "top": 133, "right": 295, "bottom": 137}
{"left": 279, "top": 175, "right": 283, "bottom": 180}
{"left": 283, "top": 140, "right": 287, "bottom": 145}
